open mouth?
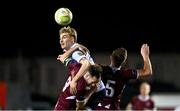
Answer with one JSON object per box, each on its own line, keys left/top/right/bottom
{"left": 60, "top": 43, "right": 65, "bottom": 47}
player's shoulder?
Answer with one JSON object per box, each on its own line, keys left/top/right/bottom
{"left": 149, "top": 97, "right": 155, "bottom": 102}
{"left": 72, "top": 50, "right": 85, "bottom": 56}
{"left": 98, "top": 64, "right": 114, "bottom": 77}
{"left": 71, "top": 50, "right": 86, "bottom": 61}
{"left": 120, "top": 67, "right": 135, "bottom": 72}
{"left": 119, "top": 67, "right": 128, "bottom": 73}
{"left": 99, "top": 64, "right": 111, "bottom": 70}
{"left": 120, "top": 66, "right": 129, "bottom": 70}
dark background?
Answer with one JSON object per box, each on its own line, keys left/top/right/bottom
{"left": 1, "top": 0, "right": 179, "bottom": 57}
{"left": 1, "top": 0, "right": 180, "bottom": 110}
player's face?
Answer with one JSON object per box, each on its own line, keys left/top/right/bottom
{"left": 140, "top": 83, "right": 150, "bottom": 96}
{"left": 60, "top": 33, "right": 74, "bottom": 50}
{"left": 90, "top": 76, "right": 99, "bottom": 85}
{"left": 85, "top": 72, "right": 99, "bottom": 85}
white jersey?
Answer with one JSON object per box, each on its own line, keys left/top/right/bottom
{"left": 72, "top": 50, "right": 95, "bottom": 65}
{"left": 69, "top": 43, "right": 105, "bottom": 92}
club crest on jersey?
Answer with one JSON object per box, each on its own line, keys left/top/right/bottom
{"left": 77, "top": 52, "right": 84, "bottom": 56}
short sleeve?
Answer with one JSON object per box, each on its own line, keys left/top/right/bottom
{"left": 72, "top": 50, "right": 86, "bottom": 63}
{"left": 121, "top": 68, "right": 139, "bottom": 80}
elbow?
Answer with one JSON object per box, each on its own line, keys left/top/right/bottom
{"left": 84, "top": 59, "right": 91, "bottom": 68}
{"left": 146, "top": 69, "right": 152, "bottom": 76}
{"left": 139, "top": 68, "right": 153, "bottom": 77}
{"left": 145, "top": 67, "right": 153, "bottom": 76}
{"left": 148, "top": 65, "right": 153, "bottom": 76}
{"left": 87, "top": 61, "right": 91, "bottom": 67}
{"left": 80, "top": 58, "right": 91, "bottom": 69}
{"left": 142, "top": 62, "right": 153, "bottom": 76}
{"left": 149, "top": 68, "right": 153, "bottom": 75}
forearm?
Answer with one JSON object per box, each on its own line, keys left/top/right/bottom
{"left": 138, "top": 56, "right": 152, "bottom": 77}
{"left": 73, "top": 59, "right": 90, "bottom": 82}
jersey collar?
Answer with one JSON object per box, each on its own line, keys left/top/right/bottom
{"left": 63, "top": 43, "right": 78, "bottom": 52}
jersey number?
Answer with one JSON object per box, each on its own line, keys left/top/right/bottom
{"left": 62, "top": 76, "right": 71, "bottom": 92}
{"left": 105, "top": 80, "right": 116, "bottom": 97}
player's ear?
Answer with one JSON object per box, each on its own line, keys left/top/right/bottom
{"left": 110, "top": 55, "right": 113, "bottom": 61}
{"left": 110, "top": 55, "right": 114, "bottom": 65}
{"left": 70, "top": 36, "right": 75, "bottom": 42}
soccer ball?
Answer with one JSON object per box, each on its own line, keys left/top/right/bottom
{"left": 54, "top": 8, "right": 73, "bottom": 26}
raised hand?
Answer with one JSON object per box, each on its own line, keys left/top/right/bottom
{"left": 141, "top": 44, "right": 150, "bottom": 60}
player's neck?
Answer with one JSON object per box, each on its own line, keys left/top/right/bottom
{"left": 64, "top": 43, "right": 76, "bottom": 52}
{"left": 138, "top": 95, "right": 150, "bottom": 101}
{"left": 110, "top": 64, "right": 121, "bottom": 70}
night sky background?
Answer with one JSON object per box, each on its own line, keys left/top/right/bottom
{"left": 1, "top": 0, "right": 179, "bottom": 57}
{"left": 1, "top": 1, "right": 180, "bottom": 109}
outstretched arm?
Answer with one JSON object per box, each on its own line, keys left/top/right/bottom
{"left": 57, "top": 43, "right": 89, "bottom": 63}
{"left": 137, "top": 44, "right": 153, "bottom": 77}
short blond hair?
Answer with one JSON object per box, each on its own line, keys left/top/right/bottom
{"left": 59, "top": 26, "right": 77, "bottom": 42}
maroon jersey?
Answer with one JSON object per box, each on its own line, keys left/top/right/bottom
{"left": 96, "top": 65, "right": 138, "bottom": 110}
{"left": 54, "top": 60, "right": 90, "bottom": 110}
{"left": 131, "top": 95, "right": 155, "bottom": 110}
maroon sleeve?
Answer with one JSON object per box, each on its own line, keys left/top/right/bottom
{"left": 121, "top": 68, "right": 138, "bottom": 80}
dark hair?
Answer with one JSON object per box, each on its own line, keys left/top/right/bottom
{"left": 111, "top": 48, "right": 127, "bottom": 67}
{"left": 59, "top": 26, "right": 77, "bottom": 42}
{"left": 88, "top": 64, "right": 102, "bottom": 79}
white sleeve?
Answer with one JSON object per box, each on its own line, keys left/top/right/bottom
{"left": 72, "top": 50, "right": 86, "bottom": 63}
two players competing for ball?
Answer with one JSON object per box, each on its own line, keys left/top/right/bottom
{"left": 53, "top": 8, "right": 153, "bottom": 110}
{"left": 54, "top": 26, "right": 153, "bottom": 110}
